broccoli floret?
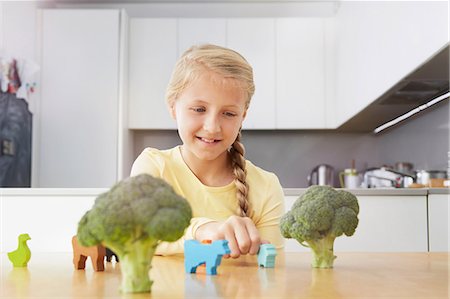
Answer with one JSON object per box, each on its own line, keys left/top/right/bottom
{"left": 77, "top": 174, "right": 192, "bottom": 293}
{"left": 280, "top": 185, "right": 359, "bottom": 268}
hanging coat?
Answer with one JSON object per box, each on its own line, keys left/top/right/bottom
{"left": 0, "top": 92, "right": 32, "bottom": 187}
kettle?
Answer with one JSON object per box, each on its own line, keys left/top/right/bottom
{"left": 308, "top": 164, "right": 334, "bottom": 186}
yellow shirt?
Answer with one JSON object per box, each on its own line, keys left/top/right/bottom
{"left": 130, "top": 146, "right": 285, "bottom": 255}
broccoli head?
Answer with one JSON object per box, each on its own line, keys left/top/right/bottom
{"left": 280, "top": 185, "right": 359, "bottom": 268}
{"left": 77, "top": 174, "right": 192, "bottom": 293}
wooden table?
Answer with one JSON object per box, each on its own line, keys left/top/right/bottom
{"left": 1, "top": 252, "right": 448, "bottom": 298}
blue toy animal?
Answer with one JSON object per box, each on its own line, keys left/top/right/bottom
{"left": 257, "top": 244, "right": 277, "bottom": 268}
{"left": 184, "top": 240, "right": 230, "bottom": 275}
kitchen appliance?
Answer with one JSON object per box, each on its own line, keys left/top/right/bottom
{"left": 308, "top": 164, "right": 334, "bottom": 186}
{"left": 339, "top": 168, "right": 361, "bottom": 189}
{"left": 338, "top": 45, "right": 449, "bottom": 132}
{"left": 415, "top": 170, "right": 447, "bottom": 186}
{"left": 362, "top": 167, "right": 414, "bottom": 188}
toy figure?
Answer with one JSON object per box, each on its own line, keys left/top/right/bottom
{"left": 257, "top": 244, "right": 277, "bottom": 268}
{"left": 71, "top": 235, "right": 106, "bottom": 271}
{"left": 185, "top": 240, "right": 230, "bottom": 275}
{"left": 8, "top": 233, "right": 31, "bottom": 267}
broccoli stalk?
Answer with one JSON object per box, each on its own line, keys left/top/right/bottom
{"left": 77, "top": 174, "right": 192, "bottom": 293}
{"left": 280, "top": 185, "right": 359, "bottom": 268}
{"left": 109, "top": 240, "right": 158, "bottom": 293}
{"left": 305, "top": 235, "right": 336, "bottom": 268}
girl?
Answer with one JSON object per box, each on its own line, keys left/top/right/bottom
{"left": 130, "top": 44, "right": 284, "bottom": 258}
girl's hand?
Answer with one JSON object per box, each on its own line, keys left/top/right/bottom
{"left": 195, "top": 216, "right": 266, "bottom": 258}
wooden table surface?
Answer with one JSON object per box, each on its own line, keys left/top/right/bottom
{"left": 0, "top": 252, "right": 448, "bottom": 298}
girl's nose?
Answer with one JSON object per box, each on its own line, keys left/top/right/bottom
{"left": 203, "top": 114, "right": 221, "bottom": 133}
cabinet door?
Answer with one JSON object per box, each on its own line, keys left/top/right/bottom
{"left": 178, "top": 18, "right": 226, "bottom": 54}
{"left": 1, "top": 190, "right": 100, "bottom": 252}
{"left": 428, "top": 194, "right": 449, "bottom": 252}
{"left": 227, "top": 18, "right": 276, "bottom": 129}
{"left": 128, "top": 18, "right": 177, "bottom": 129}
{"left": 276, "top": 18, "right": 326, "bottom": 129}
{"left": 336, "top": 195, "right": 428, "bottom": 252}
{"left": 39, "top": 9, "right": 120, "bottom": 187}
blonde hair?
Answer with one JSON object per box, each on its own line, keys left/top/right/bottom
{"left": 166, "top": 44, "right": 255, "bottom": 217}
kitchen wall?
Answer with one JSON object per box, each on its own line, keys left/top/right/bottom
{"left": 133, "top": 99, "right": 449, "bottom": 188}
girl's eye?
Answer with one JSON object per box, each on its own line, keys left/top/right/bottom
{"left": 190, "top": 107, "right": 205, "bottom": 113}
{"left": 224, "top": 111, "right": 237, "bottom": 117}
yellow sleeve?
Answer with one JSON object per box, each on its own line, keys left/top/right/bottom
{"left": 155, "top": 217, "right": 217, "bottom": 255}
{"left": 254, "top": 174, "right": 285, "bottom": 249}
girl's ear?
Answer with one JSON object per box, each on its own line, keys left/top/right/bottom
{"left": 168, "top": 102, "right": 176, "bottom": 120}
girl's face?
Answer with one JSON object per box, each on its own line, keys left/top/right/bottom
{"left": 171, "top": 71, "right": 247, "bottom": 164}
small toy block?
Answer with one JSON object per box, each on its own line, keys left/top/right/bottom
{"left": 184, "top": 239, "right": 230, "bottom": 275}
{"left": 8, "top": 233, "right": 31, "bottom": 267}
{"left": 105, "top": 247, "right": 119, "bottom": 262}
{"left": 257, "top": 244, "right": 277, "bottom": 268}
{"left": 72, "top": 235, "right": 106, "bottom": 271}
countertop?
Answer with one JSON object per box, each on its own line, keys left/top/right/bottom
{"left": 1, "top": 187, "right": 448, "bottom": 197}
{"left": 1, "top": 252, "right": 448, "bottom": 298}
{"left": 284, "top": 187, "right": 449, "bottom": 196}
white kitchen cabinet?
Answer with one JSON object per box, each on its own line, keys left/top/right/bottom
{"left": 284, "top": 193, "right": 428, "bottom": 252}
{"left": 340, "top": 195, "right": 428, "bottom": 252}
{"left": 227, "top": 18, "right": 276, "bottom": 129}
{"left": 128, "top": 18, "right": 178, "bottom": 129}
{"left": 38, "top": 9, "right": 126, "bottom": 187}
{"left": 0, "top": 189, "right": 103, "bottom": 252}
{"left": 276, "top": 18, "right": 326, "bottom": 129}
{"left": 428, "top": 194, "right": 449, "bottom": 252}
{"left": 127, "top": 17, "right": 330, "bottom": 130}
{"left": 178, "top": 18, "right": 227, "bottom": 54}
{"left": 332, "top": 1, "right": 449, "bottom": 128}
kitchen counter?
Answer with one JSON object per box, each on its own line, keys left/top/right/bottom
{"left": 1, "top": 252, "right": 448, "bottom": 298}
{"left": 284, "top": 187, "right": 448, "bottom": 196}
{"left": 428, "top": 188, "right": 450, "bottom": 194}
{"left": 1, "top": 187, "right": 447, "bottom": 197}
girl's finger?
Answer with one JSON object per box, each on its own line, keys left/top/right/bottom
{"left": 223, "top": 226, "right": 240, "bottom": 258}
{"left": 244, "top": 219, "right": 261, "bottom": 255}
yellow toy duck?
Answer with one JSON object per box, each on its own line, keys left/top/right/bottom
{"left": 8, "top": 233, "right": 31, "bottom": 267}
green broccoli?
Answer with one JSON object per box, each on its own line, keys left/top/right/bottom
{"left": 280, "top": 185, "right": 359, "bottom": 268}
{"left": 77, "top": 174, "right": 192, "bottom": 293}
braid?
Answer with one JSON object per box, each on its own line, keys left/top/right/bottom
{"left": 229, "top": 131, "right": 250, "bottom": 217}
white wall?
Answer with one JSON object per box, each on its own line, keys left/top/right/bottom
{"left": 0, "top": 2, "right": 37, "bottom": 60}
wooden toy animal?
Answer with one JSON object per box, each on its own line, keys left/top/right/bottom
{"left": 257, "top": 244, "right": 277, "bottom": 268}
{"left": 184, "top": 239, "right": 230, "bottom": 275}
{"left": 8, "top": 233, "right": 31, "bottom": 267}
{"left": 72, "top": 235, "right": 106, "bottom": 271}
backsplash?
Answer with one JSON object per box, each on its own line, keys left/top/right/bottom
{"left": 132, "top": 100, "right": 449, "bottom": 188}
